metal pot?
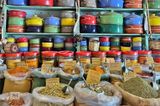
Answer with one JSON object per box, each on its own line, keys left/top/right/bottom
{"left": 45, "top": 16, "right": 60, "bottom": 26}
{"left": 125, "top": 13, "right": 143, "bottom": 25}
{"left": 149, "top": 0, "right": 160, "bottom": 9}
{"left": 61, "top": 26, "right": 73, "bottom": 33}
{"left": 30, "top": 0, "right": 54, "bottom": 6}
{"left": 97, "top": 0, "right": 109, "bottom": 8}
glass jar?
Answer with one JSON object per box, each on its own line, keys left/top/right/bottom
{"left": 23, "top": 52, "right": 39, "bottom": 68}
{"left": 91, "top": 51, "right": 106, "bottom": 64}
{"left": 123, "top": 51, "right": 138, "bottom": 63}
{"left": 107, "top": 51, "right": 122, "bottom": 62}
{"left": 89, "top": 38, "right": 100, "bottom": 51}
{"left": 138, "top": 50, "right": 152, "bottom": 64}
{"left": 5, "top": 53, "right": 22, "bottom": 69}
{"left": 42, "top": 51, "right": 56, "bottom": 65}
{"left": 56, "top": 51, "right": 74, "bottom": 67}
{"left": 76, "top": 51, "right": 91, "bottom": 65}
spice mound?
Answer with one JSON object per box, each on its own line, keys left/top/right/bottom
{"left": 38, "top": 83, "right": 71, "bottom": 99}
{"left": 120, "top": 77, "right": 158, "bottom": 98}
{"left": 6, "top": 97, "right": 24, "bottom": 106}
{"left": 8, "top": 67, "right": 28, "bottom": 77}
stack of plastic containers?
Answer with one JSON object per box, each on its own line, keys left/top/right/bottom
{"left": 99, "top": 37, "right": 110, "bottom": 52}
{"left": 138, "top": 50, "right": 152, "bottom": 64}
{"left": 110, "top": 37, "right": 120, "bottom": 51}
{"left": 81, "top": 0, "right": 97, "bottom": 8}
{"left": 58, "top": 0, "right": 75, "bottom": 7}
{"left": 98, "top": 12, "right": 123, "bottom": 33}
{"left": 121, "top": 37, "right": 132, "bottom": 52}
{"left": 76, "top": 51, "right": 91, "bottom": 65}
{"left": 65, "top": 38, "right": 75, "bottom": 51}
{"left": 30, "top": 0, "right": 54, "bottom": 6}
{"left": 98, "top": 0, "right": 124, "bottom": 8}
{"left": 80, "top": 15, "right": 97, "bottom": 33}
{"left": 152, "top": 51, "right": 160, "bottom": 63}
{"left": 124, "top": 0, "right": 142, "bottom": 8}
{"left": 61, "top": 11, "right": 75, "bottom": 33}
{"left": 53, "top": 37, "right": 64, "bottom": 51}
{"left": 42, "top": 51, "right": 56, "bottom": 65}
{"left": 125, "top": 13, "right": 143, "bottom": 34}
{"left": 80, "top": 39, "right": 88, "bottom": 51}
{"left": 107, "top": 51, "right": 122, "bottom": 62}
{"left": 41, "top": 38, "right": 53, "bottom": 51}
{"left": 26, "top": 15, "right": 43, "bottom": 33}
{"left": 7, "top": 10, "right": 26, "bottom": 33}
{"left": 149, "top": 14, "right": 160, "bottom": 33}
{"left": 91, "top": 51, "right": 106, "bottom": 64}
{"left": 44, "top": 16, "right": 60, "bottom": 33}
{"left": 8, "top": 0, "right": 28, "bottom": 6}
{"left": 123, "top": 51, "right": 138, "bottom": 64}
{"left": 149, "top": 0, "right": 160, "bottom": 9}
{"left": 132, "top": 37, "right": 142, "bottom": 51}
{"left": 29, "top": 38, "right": 40, "bottom": 52}
{"left": 150, "top": 38, "right": 160, "bottom": 50}
{"left": 17, "top": 37, "right": 28, "bottom": 52}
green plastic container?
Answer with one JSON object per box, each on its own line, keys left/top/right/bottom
{"left": 99, "top": 12, "right": 123, "bottom": 25}
{"left": 44, "top": 25, "right": 60, "bottom": 33}
{"left": 98, "top": 24, "right": 123, "bottom": 33}
{"left": 8, "top": 17, "right": 24, "bottom": 26}
{"left": 149, "top": 1, "right": 160, "bottom": 9}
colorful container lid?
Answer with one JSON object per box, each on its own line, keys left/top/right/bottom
{"left": 42, "top": 51, "right": 57, "bottom": 57}
{"left": 0, "top": 54, "right": 4, "bottom": 57}
{"left": 17, "top": 37, "right": 28, "bottom": 43}
{"left": 123, "top": 51, "right": 138, "bottom": 55}
{"left": 7, "top": 37, "right": 15, "bottom": 43}
{"left": 56, "top": 51, "right": 74, "bottom": 57}
{"left": 5, "top": 53, "right": 22, "bottom": 57}
{"left": 152, "top": 51, "right": 160, "bottom": 54}
{"left": 23, "top": 52, "right": 39, "bottom": 57}
{"left": 76, "top": 51, "right": 91, "bottom": 57}
{"left": 80, "top": 15, "right": 97, "bottom": 25}
{"left": 8, "top": 10, "right": 26, "bottom": 18}
{"left": 138, "top": 50, "right": 151, "bottom": 55}
{"left": 107, "top": 51, "right": 121, "bottom": 56}
{"left": 99, "top": 37, "right": 109, "bottom": 42}
{"left": 92, "top": 51, "right": 106, "bottom": 57}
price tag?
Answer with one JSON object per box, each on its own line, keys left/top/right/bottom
{"left": 154, "top": 63, "right": 160, "bottom": 72}
{"left": 123, "top": 72, "right": 136, "bottom": 82}
{"left": 46, "top": 78, "right": 60, "bottom": 87}
{"left": 92, "top": 58, "right": 101, "bottom": 66}
{"left": 146, "top": 57, "right": 154, "bottom": 65}
{"left": 106, "top": 58, "right": 115, "bottom": 63}
{"left": 16, "top": 61, "right": 28, "bottom": 69}
{"left": 133, "top": 64, "right": 142, "bottom": 74}
{"left": 9, "top": 92, "right": 20, "bottom": 100}
{"left": 86, "top": 69, "right": 101, "bottom": 85}
{"left": 64, "top": 61, "right": 76, "bottom": 74}
{"left": 109, "top": 62, "right": 122, "bottom": 71}
{"left": 41, "top": 63, "right": 52, "bottom": 73}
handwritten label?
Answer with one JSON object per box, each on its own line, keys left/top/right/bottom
{"left": 41, "top": 63, "right": 52, "bottom": 73}
{"left": 46, "top": 78, "right": 60, "bottom": 87}
{"left": 9, "top": 92, "right": 20, "bottom": 100}
{"left": 92, "top": 58, "right": 101, "bottom": 66}
{"left": 154, "top": 63, "right": 160, "bottom": 72}
{"left": 109, "top": 62, "right": 122, "bottom": 71}
{"left": 123, "top": 72, "right": 136, "bottom": 82}
{"left": 86, "top": 69, "right": 101, "bottom": 85}
{"left": 16, "top": 61, "right": 28, "bottom": 69}
{"left": 133, "top": 64, "right": 142, "bottom": 74}
{"left": 106, "top": 58, "right": 115, "bottom": 63}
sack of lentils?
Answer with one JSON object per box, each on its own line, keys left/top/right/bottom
{"left": 115, "top": 77, "right": 160, "bottom": 106}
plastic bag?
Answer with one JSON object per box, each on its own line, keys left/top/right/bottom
{"left": 32, "top": 86, "right": 74, "bottom": 106}
{"left": 58, "top": 64, "right": 84, "bottom": 80}
{"left": 0, "top": 64, "right": 7, "bottom": 79}
{"left": 74, "top": 81, "right": 122, "bottom": 106}
{"left": 0, "top": 92, "right": 32, "bottom": 106}
{"left": 31, "top": 67, "right": 59, "bottom": 78}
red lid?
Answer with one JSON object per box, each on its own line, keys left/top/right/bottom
{"left": 42, "top": 51, "right": 56, "bottom": 57}
{"left": 80, "top": 15, "right": 97, "bottom": 25}
{"left": 0, "top": 54, "right": 4, "bottom": 57}
{"left": 17, "top": 37, "right": 28, "bottom": 43}
{"left": 76, "top": 51, "right": 91, "bottom": 57}
{"left": 56, "top": 51, "right": 74, "bottom": 57}
{"left": 152, "top": 51, "right": 160, "bottom": 54}
{"left": 65, "top": 38, "right": 74, "bottom": 43}
{"left": 8, "top": 10, "right": 26, "bottom": 18}
{"left": 107, "top": 51, "right": 121, "bottom": 56}
{"left": 23, "top": 52, "right": 39, "bottom": 57}
{"left": 123, "top": 51, "right": 138, "bottom": 55}
{"left": 138, "top": 50, "right": 151, "bottom": 55}
{"left": 99, "top": 37, "right": 109, "bottom": 42}
{"left": 154, "top": 58, "right": 160, "bottom": 63}
{"left": 5, "top": 53, "right": 21, "bottom": 57}
{"left": 121, "top": 37, "right": 132, "bottom": 42}
{"left": 92, "top": 51, "right": 106, "bottom": 57}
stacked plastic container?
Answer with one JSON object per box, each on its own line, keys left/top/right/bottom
{"left": 149, "top": 0, "right": 160, "bottom": 9}
{"left": 152, "top": 51, "right": 160, "bottom": 63}
{"left": 110, "top": 37, "right": 120, "bottom": 51}
{"left": 107, "top": 51, "right": 122, "bottom": 62}
{"left": 89, "top": 38, "right": 100, "bottom": 51}
{"left": 80, "top": 39, "right": 88, "bottom": 51}
{"left": 99, "top": 37, "right": 110, "bottom": 52}
{"left": 124, "top": 0, "right": 143, "bottom": 8}
{"left": 29, "top": 38, "right": 40, "bottom": 52}
{"left": 121, "top": 37, "right": 132, "bottom": 52}
{"left": 61, "top": 11, "right": 75, "bottom": 33}
{"left": 123, "top": 51, "right": 138, "bottom": 63}
{"left": 125, "top": 13, "right": 143, "bottom": 34}
{"left": 98, "top": 0, "right": 124, "bottom": 8}
{"left": 65, "top": 38, "right": 75, "bottom": 51}
{"left": 41, "top": 38, "right": 53, "bottom": 51}
{"left": 149, "top": 14, "right": 160, "bottom": 33}
{"left": 30, "top": 0, "right": 54, "bottom": 6}
{"left": 44, "top": 16, "right": 60, "bottom": 33}
{"left": 132, "top": 37, "right": 142, "bottom": 51}
{"left": 80, "top": 15, "right": 97, "bottom": 33}
{"left": 8, "top": 10, "right": 26, "bottom": 33}
{"left": 8, "top": 0, "right": 28, "bottom": 5}
{"left": 57, "top": 0, "right": 75, "bottom": 7}
{"left": 17, "top": 37, "right": 28, "bottom": 52}
{"left": 81, "top": 0, "right": 97, "bottom": 8}
{"left": 53, "top": 37, "right": 64, "bottom": 51}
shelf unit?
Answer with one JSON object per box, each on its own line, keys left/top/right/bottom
{"left": 1, "top": 1, "right": 160, "bottom": 50}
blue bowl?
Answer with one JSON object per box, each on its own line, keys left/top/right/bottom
{"left": 8, "top": 0, "right": 28, "bottom": 6}
{"left": 81, "top": 24, "right": 97, "bottom": 33}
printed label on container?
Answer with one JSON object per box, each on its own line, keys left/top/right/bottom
{"left": 46, "top": 78, "right": 60, "bottom": 88}
{"left": 109, "top": 62, "right": 122, "bottom": 71}
{"left": 92, "top": 58, "right": 101, "bottom": 66}
{"left": 106, "top": 58, "right": 115, "bottom": 63}
{"left": 26, "top": 59, "right": 38, "bottom": 68}
{"left": 41, "top": 63, "right": 52, "bottom": 73}
{"left": 86, "top": 69, "right": 101, "bottom": 85}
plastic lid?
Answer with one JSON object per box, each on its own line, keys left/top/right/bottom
{"left": 42, "top": 51, "right": 56, "bottom": 57}
{"left": 138, "top": 50, "right": 151, "bottom": 55}
{"left": 0, "top": 54, "right": 4, "bottom": 57}
{"left": 17, "top": 37, "right": 28, "bottom": 43}
{"left": 99, "top": 37, "right": 109, "bottom": 42}
{"left": 56, "top": 51, "right": 74, "bottom": 57}
{"left": 8, "top": 10, "right": 26, "bottom": 18}
{"left": 152, "top": 51, "right": 160, "bottom": 54}
{"left": 92, "top": 51, "right": 106, "bottom": 57}
{"left": 107, "top": 51, "right": 121, "bottom": 56}
{"left": 5, "top": 53, "right": 21, "bottom": 57}
{"left": 76, "top": 51, "right": 91, "bottom": 57}
{"left": 23, "top": 52, "right": 39, "bottom": 57}
{"left": 7, "top": 37, "right": 15, "bottom": 43}
{"left": 123, "top": 51, "right": 138, "bottom": 55}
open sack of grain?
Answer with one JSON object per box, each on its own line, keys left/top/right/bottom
{"left": 74, "top": 81, "right": 122, "bottom": 106}
{"left": 115, "top": 77, "right": 160, "bottom": 106}
{"left": 0, "top": 92, "right": 32, "bottom": 106}
{"left": 3, "top": 67, "right": 31, "bottom": 93}
{"left": 32, "top": 83, "right": 74, "bottom": 106}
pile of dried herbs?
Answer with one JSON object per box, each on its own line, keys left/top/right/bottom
{"left": 120, "top": 77, "right": 158, "bottom": 98}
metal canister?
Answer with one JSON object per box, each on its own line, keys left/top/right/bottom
{"left": 80, "top": 39, "right": 88, "bottom": 51}
{"left": 53, "top": 36, "right": 65, "bottom": 51}
{"left": 65, "top": 38, "right": 75, "bottom": 51}
{"left": 121, "top": 37, "right": 132, "bottom": 52}
{"left": 17, "top": 37, "right": 29, "bottom": 52}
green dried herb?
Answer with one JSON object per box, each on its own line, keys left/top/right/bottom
{"left": 120, "top": 77, "right": 158, "bottom": 98}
